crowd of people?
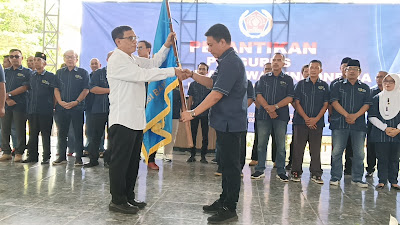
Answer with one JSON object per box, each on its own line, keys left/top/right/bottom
{"left": 0, "top": 22, "right": 399, "bottom": 224}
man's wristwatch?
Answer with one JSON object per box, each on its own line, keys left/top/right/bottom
{"left": 189, "top": 110, "right": 196, "bottom": 118}
{"left": 274, "top": 104, "right": 279, "bottom": 109}
{"left": 7, "top": 93, "right": 12, "bottom": 97}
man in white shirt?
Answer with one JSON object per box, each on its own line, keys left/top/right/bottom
{"left": 107, "top": 25, "right": 187, "bottom": 214}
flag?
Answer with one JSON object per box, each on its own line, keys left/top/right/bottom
{"left": 141, "top": 0, "right": 179, "bottom": 163}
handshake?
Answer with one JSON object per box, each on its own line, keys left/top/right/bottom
{"left": 174, "top": 68, "right": 193, "bottom": 81}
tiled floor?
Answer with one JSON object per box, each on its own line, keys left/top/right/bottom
{"left": 0, "top": 149, "right": 399, "bottom": 225}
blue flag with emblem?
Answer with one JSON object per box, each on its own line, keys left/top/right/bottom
{"left": 142, "top": 0, "right": 179, "bottom": 163}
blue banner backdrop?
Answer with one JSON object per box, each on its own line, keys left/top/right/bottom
{"left": 81, "top": 2, "right": 400, "bottom": 135}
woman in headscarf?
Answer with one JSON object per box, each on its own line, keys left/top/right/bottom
{"left": 369, "top": 73, "right": 400, "bottom": 190}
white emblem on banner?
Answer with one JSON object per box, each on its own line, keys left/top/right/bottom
{"left": 239, "top": 10, "right": 273, "bottom": 39}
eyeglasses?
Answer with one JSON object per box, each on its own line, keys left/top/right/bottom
{"left": 64, "top": 55, "right": 76, "bottom": 60}
{"left": 383, "top": 80, "right": 395, "bottom": 84}
{"left": 346, "top": 68, "right": 360, "bottom": 71}
{"left": 137, "top": 46, "right": 144, "bottom": 50}
{"left": 9, "top": 55, "right": 21, "bottom": 59}
{"left": 121, "top": 36, "right": 139, "bottom": 42}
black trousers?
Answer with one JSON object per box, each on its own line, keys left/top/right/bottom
{"left": 291, "top": 125, "right": 323, "bottom": 176}
{"left": 27, "top": 113, "right": 53, "bottom": 160}
{"left": 217, "top": 130, "right": 245, "bottom": 210}
{"left": 148, "top": 151, "right": 156, "bottom": 163}
{"left": 1, "top": 110, "right": 26, "bottom": 154}
{"left": 109, "top": 124, "right": 142, "bottom": 204}
{"left": 366, "top": 142, "right": 376, "bottom": 173}
{"left": 240, "top": 130, "right": 247, "bottom": 170}
{"left": 375, "top": 142, "right": 400, "bottom": 184}
{"left": 55, "top": 110, "right": 84, "bottom": 159}
{"left": 251, "top": 121, "right": 277, "bottom": 162}
{"left": 190, "top": 116, "right": 209, "bottom": 157}
{"left": 87, "top": 113, "right": 108, "bottom": 163}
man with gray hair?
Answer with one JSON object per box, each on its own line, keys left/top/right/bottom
{"left": 53, "top": 50, "right": 89, "bottom": 166}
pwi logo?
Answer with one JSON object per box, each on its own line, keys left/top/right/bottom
{"left": 239, "top": 10, "right": 273, "bottom": 39}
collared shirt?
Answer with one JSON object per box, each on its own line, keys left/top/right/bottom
{"left": 255, "top": 71, "right": 294, "bottom": 122}
{"left": 0, "top": 64, "right": 5, "bottom": 83}
{"left": 85, "top": 71, "right": 96, "bottom": 113}
{"left": 4, "top": 65, "right": 32, "bottom": 112}
{"left": 209, "top": 47, "right": 247, "bottom": 132}
{"left": 293, "top": 77, "right": 329, "bottom": 127}
{"left": 329, "top": 79, "right": 372, "bottom": 132}
{"left": 28, "top": 70, "right": 57, "bottom": 114}
{"left": 172, "top": 88, "right": 181, "bottom": 119}
{"left": 188, "top": 80, "right": 211, "bottom": 117}
{"left": 367, "top": 85, "right": 382, "bottom": 137}
{"left": 247, "top": 80, "right": 255, "bottom": 101}
{"left": 108, "top": 46, "right": 175, "bottom": 130}
{"left": 368, "top": 95, "right": 400, "bottom": 142}
{"left": 89, "top": 67, "right": 109, "bottom": 114}
{"left": 370, "top": 85, "right": 382, "bottom": 98}
{"left": 329, "top": 77, "right": 343, "bottom": 89}
{"left": 55, "top": 66, "right": 89, "bottom": 112}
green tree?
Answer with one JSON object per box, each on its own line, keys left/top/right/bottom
{"left": 0, "top": 0, "right": 43, "bottom": 67}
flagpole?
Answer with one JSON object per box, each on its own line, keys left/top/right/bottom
{"left": 165, "top": 0, "right": 194, "bottom": 148}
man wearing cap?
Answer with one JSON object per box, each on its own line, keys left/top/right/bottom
{"left": 329, "top": 59, "right": 371, "bottom": 187}
{"left": 330, "top": 57, "right": 353, "bottom": 175}
{"left": 22, "top": 52, "right": 57, "bottom": 164}
{"left": 0, "top": 49, "right": 32, "bottom": 162}
{"left": 85, "top": 52, "right": 112, "bottom": 167}
{"left": 53, "top": 50, "right": 89, "bottom": 166}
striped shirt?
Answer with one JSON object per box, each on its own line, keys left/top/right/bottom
{"left": 89, "top": 67, "right": 109, "bottom": 114}
{"left": 28, "top": 70, "right": 57, "bottom": 114}
{"left": 4, "top": 65, "right": 32, "bottom": 112}
{"left": 329, "top": 79, "right": 372, "bottom": 132}
{"left": 188, "top": 80, "right": 211, "bottom": 117}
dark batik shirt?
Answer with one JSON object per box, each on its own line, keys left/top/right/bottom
{"left": 28, "top": 70, "right": 57, "bottom": 114}
{"left": 55, "top": 66, "right": 89, "bottom": 112}
{"left": 329, "top": 79, "right": 372, "bottom": 132}
{"left": 89, "top": 67, "right": 109, "bottom": 114}
{"left": 209, "top": 47, "right": 247, "bottom": 132}
{"left": 368, "top": 95, "right": 400, "bottom": 143}
{"left": 188, "top": 80, "right": 211, "bottom": 117}
{"left": 293, "top": 77, "right": 329, "bottom": 127}
{"left": 4, "top": 65, "right": 32, "bottom": 112}
{"left": 255, "top": 71, "right": 294, "bottom": 122}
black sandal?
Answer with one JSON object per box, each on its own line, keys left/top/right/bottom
{"left": 375, "top": 183, "right": 385, "bottom": 190}
{"left": 391, "top": 185, "right": 400, "bottom": 191}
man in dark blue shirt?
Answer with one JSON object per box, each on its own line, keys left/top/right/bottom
{"left": 330, "top": 57, "right": 353, "bottom": 175}
{"left": 22, "top": 52, "right": 57, "bottom": 164}
{"left": 187, "top": 62, "right": 211, "bottom": 163}
{"left": 181, "top": 24, "right": 247, "bottom": 223}
{"left": 290, "top": 60, "right": 329, "bottom": 184}
{"left": 251, "top": 53, "right": 294, "bottom": 182}
{"left": 85, "top": 52, "right": 112, "bottom": 167}
{"left": 53, "top": 50, "right": 89, "bottom": 166}
{"left": 0, "top": 49, "right": 31, "bottom": 162}
{"left": 329, "top": 59, "right": 371, "bottom": 187}
{"left": 365, "top": 71, "right": 387, "bottom": 177}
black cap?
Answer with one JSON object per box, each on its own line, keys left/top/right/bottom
{"left": 341, "top": 57, "right": 351, "bottom": 65}
{"left": 34, "top": 52, "right": 46, "bottom": 61}
{"left": 347, "top": 59, "right": 360, "bottom": 68}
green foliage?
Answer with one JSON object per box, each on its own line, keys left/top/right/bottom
{"left": 0, "top": 0, "right": 43, "bottom": 67}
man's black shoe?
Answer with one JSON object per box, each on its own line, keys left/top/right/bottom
{"left": 200, "top": 158, "right": 208, "bottom": 164}
{"left": 22, "top": 157, "right": 38, "bottom": 163}
{"left": 203, "top": 200, "right": 222, "bottom": 213}
{"left": 207, "top": 207, "right": 238, "bottom": 224}
{"left": 187, "top": 156, "right": 196, "bottom": 162}
{"left": 109, "top": 202, "right": 138, "bottom": 214}
{"left": 83, "top": 161, "right": 99, "bottom": 168}
{"left": 128, "top": 199, "right": 147, "bottom": 209}
{"left": 41, "top": 159, "right": 50, "bottom": 165}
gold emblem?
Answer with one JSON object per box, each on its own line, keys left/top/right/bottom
{"left": 42, "top": 80, "right": 50, "bottom": 85}
{"left": 17, "top": 73, "right": 25, "bottom": 77}
{"left": 318, "top": 86, "right": 325, "bottom": 90}
{"left": 358, "top": 88, "right": 366, "bottom": 93}
{"left": 75, "top": 75, "right": 82, "bottom": 79}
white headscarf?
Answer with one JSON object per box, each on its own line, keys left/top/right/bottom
{"left": 378, "top": 73, "right": 400, "bottom": 120}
